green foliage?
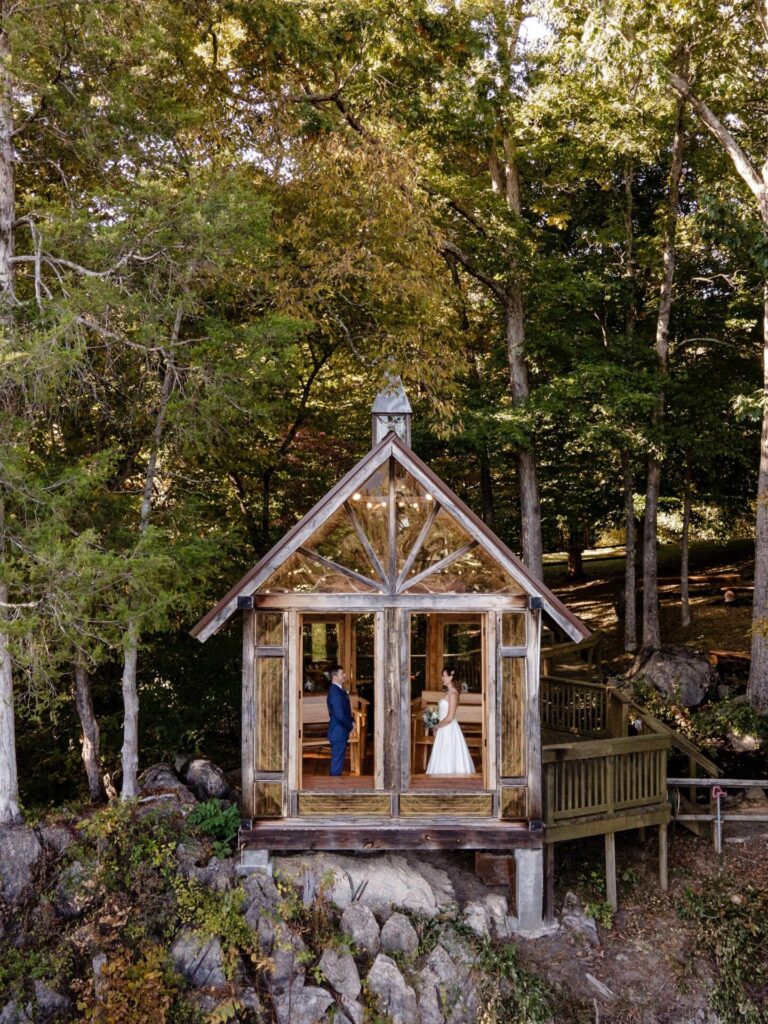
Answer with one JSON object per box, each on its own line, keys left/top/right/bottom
{"left": 584, "top": 899, "right": 615, "bottom": 930}
{"left": 187, "top": 800, "right": 240, "bottom": 859}
{"left": 678, "top": 880, "right": 768, "bottom": 1023}
{"left": 473, "top": 938, "right": 554, "bottom": 1024}
{"left": 0, "top": 944, "right": 74, "bottom": 1003}
{"left": 74, "top": 942, "right": 180, "bottom": 1024}
{"left": 75, "top": 802, "right": 180, "bottom": 888}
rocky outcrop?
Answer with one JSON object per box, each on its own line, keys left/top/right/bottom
{"left": 272, "top": 852, "right": 456, "bottom": 916}
{"left": 380, "top": 911, "right": 419, "bottom": 954}
{"left": 318, "top": 949, "right": 361, "bottom": 999}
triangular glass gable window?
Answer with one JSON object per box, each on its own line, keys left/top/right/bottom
{"left": 393, "top": 462, "right": 437, "bottom": 571}
{"left": 404, "top": 543, "right": 523, "bottom": 594}
{"left": 404, "top": 508, "right": 475, "bottom": 583}
{"left": 347, "top": 462, "right": 390, "bottom": 575}
{"left": 305, "top": 506, "right": 383, "bottom": 584}
{"left": 257, "top": 550, "right": 378, "bottom": 594}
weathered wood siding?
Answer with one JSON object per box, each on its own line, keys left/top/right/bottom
{"left": 400, "top": 794, "right": 493, "bottom": 817}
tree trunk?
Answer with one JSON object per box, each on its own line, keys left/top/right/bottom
{"left": 622, "top": 457, "right": 637, "bottom": 653}
{"left": 74, "top": 661, "right": 105, "bottom": 802}
{"left": 120, "top": 338, "right": 178, "bottom": 799}
{"left": 0, "top": 22, "right": 15, "bottom": 303}
{"left": 479, "top": 443, "right": 495, "bottom": 529}
{"left": 506, "top": 281, "right": 543, "bottom": 579}
{"left": 566, "top": 528, "right": 585, "bottom": 579}
{"left": 0, "top": 583, "right": 21, "bottom": 824}
{"left": 748, "top": 279, "right": 768, "bottom": 712}
{"left": 681, "top": 468, "right": 692, "bottom": 628}
{"left": 642, "top": 98, "right": 686, "bottom": 650}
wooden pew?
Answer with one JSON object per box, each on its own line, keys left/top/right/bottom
{"left": 301, "top": 693, "right": 368, "bottom": 775}
{"left": 410, "top": 692, "right": 483, "bottom": 773}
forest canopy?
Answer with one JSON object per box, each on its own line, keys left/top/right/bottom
{"left": 0, "top": 0, "right": 767, "bottom": 819}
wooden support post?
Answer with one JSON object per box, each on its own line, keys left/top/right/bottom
{"left": 688, "top": 756, "right": 696, "bottom": 807}
{"left": 544, "top": 842, "right": 555, "bottom": 924}
{"left": 638, "top": 826, "right": 646, "bottom": 842}
{"left": 605, "top": 832, "right": 617, "bottom": 911}
{"left": 658, "top": 823, "right": 668, "bottom": 891}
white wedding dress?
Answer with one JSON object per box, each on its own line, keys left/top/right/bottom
{"left": 426, "top": 698, "right": 475, "bottom": 775}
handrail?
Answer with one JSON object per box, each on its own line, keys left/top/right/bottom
{"left": 629, "top": 705, "right": 719, "bottom": 777}
{"left": 543, "top": 733, "right": 670, "bottom": 763}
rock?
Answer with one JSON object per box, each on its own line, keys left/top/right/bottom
{"left": 366, "top": 954, "right": 418, "bottom": 1024}
{"left": 36, "top": 826, "right": 73, "bottom": 856}
{"left": 483, "top": 894, "right": 511, "bottom": 940}
{"left": 728, "top": 732, "right": 761, "bottom": 753}
{"left": 180, "top": 759, "right": 231, "bottom": 801}
{"left": 175, "top": 838, "right": 207, "bottom": 871}
{"left": 272, "top": 855, "right": 352, "bottom": 909}
{"left": 239, "top": 989, "right": 263, "bottom": 1014}
{"left": 561, "top": 891, "right": 600, "bottom": 946}
{"left": 744, "top": 787, "right": 767, "bottom": 802}
{"left": 380, "top": 912, "right": 419, "bottom": 955}
{"left": 318, "top": 948, "right": 361, "bottom": 998}
{"left": 91, "top": 954, "right": 108, "bottom": 999}
{"left": 340, "top": 903, "right": 380, "bottom": 955}
{"left": 0, "top": 826, "right": 42, "bottom": 903}
{"left": 630, "top": 646, "right": 717, "bottom": 707}
{"left": 270, "top": 923, "right": 307, "bottom": 994}
{"left": 243, "top": 871, "right": 279, "bottom": 949}
{"left": 416, "top": 943, "right": 477, "bottom": 1024}
{"left": 339, "top": 996, "right": 365, "bottom": 1024}
{"left": 139, "top": 763, "right": 196, "bottom": 803}
{"left": 0, "top": 1001, "right": 31, "bottom": 1024}
{"left": 170, "top": 929, "right": 227, "bottom": 988}
{"left": 54, "top": 860, "right": 91, "bottom": 920}
{"left": 461, "top": 900, "right": 489, "bottom": 938}
{"left": 271, "top": 853, "right": 455, "bottom": 916}
{"left": 270, "top": 981, "right": 333, "bottom": 1024}
{"left": 188, "top": 855, "right": 235, "bottom": 892}
{"left": 32, "top": 980, "right": 71, "bottom": 1019}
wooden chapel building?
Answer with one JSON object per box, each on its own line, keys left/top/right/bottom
{"left": 192, "top": 383, "right": 592, "bottom": 933}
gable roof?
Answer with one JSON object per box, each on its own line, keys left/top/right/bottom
{"left": 191, "top": 433, "right": 590, "bottom": 643}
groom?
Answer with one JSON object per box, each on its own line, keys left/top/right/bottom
{"left": 326, "top": 664, "right": 353, "bottom": 776}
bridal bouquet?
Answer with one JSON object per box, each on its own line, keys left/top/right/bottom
{"left": 422, "top": 707, "right": 440, "bottom": 732}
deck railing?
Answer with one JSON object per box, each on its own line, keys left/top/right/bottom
{"left": 542, "top": 734, "right": 670, "bottom": 826}
{"left": 540, "top": 677, "right": 612, "bottom": 738}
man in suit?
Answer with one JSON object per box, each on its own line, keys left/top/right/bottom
{"left": 325, "top": 664, "right": 353, "bottom": 777}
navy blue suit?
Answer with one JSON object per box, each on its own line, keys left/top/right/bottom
{"left": 327, "top": 683, "right": 353, "bottom": 776}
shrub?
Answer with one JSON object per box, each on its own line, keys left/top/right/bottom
{"left": 187, "top": 800, "right": 240, "bottom": 858}
{"left": 75, "top": 942, "right": 180, "bottom": 1024}
{"left": 678, "top": 880, "right": 768, "bottom": 1023}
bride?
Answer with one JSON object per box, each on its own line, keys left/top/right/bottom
{"left": 426, "top": 668, "right": 475, "bottom": 775}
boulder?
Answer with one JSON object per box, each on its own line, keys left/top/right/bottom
{"left": 416, "top": 943, "right": 477, "bottom": 1024}
{"left": 366, "top": 954, "right": 418, "bottom": 1024}
{"left": 270, "top": 922, "right": 307, "bottom": 995}
{"left": 170, "top": 930, "right": 227, "bottom": 988}
{"left": 561, "top": 891, "right": 600, "bottom": 946}
{"left": 744, "top": 787, "right": 768, "bottom": 802}
{"left": 243, "top": 870, "right": 279, "bottom": 936}
{"left": 461, "top": 901, "right": 489, "bottom": 938}
{"left": 0, "top": 826, "right": 42, "bottom": 903}
{"left": 54, "top": 860, "right": 92, "bottom": 920}
{"left": 139, "top": 763, "right": 196, "bottom": 803}
{"left": 630, "top": 646, "right": 717, "bottom": 707}
{"left": 36, "top": 826, "right": 73, "bottom": 857}
{"left": 32, "top": 980, "right": 71, "bottom": 1020}
{"left": 180, "top": 759, "right": 230, "bottom": 802}
{"left": 340, "top": 903, "right": 380, "bottom": 955}
{"left": 187, "top": 855, "right": 235, "bottom": 892}
{"left": 318, "top": 948, "right": 361, "bottom": 999}
{"left": 339, "top": 996, "right": 365, "bottom": 1024}
{"left": 0, "top": 1001, "right": 31, "bottom": 1024}
{"left": 272, "top": 853, "right": 455, "bottom": 917}
{"left": 483, "top": 894, "right": 512, "bottom": 940}
{"left": 380, "top": 912, "right": 419, "bottom": 955}
{"left": 271, "top": 981, "right": 333, "bottom": 1024}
